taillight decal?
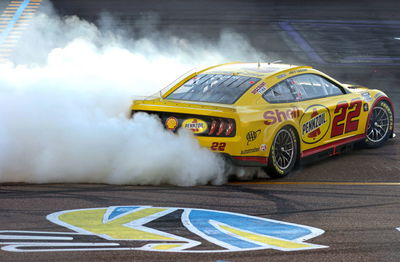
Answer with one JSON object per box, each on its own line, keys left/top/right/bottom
{"left": 225, "top": 120, "right": 234, "bottom": 136}
{"left": 208, "top": 119, "right": 217, "bottom": 135}
{"left": 216, "top": 121, "right": 225, "bottom": 136}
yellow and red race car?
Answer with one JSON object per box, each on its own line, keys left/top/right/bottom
{"left": 131, "top": 62, "right": 395, "bottom": 178}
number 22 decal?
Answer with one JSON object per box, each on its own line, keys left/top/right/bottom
{"left": 331, "top": 99, "right": 362, "bottom": 137}
{"left": 211, "top": 142, "right": 226, "bottom": 151}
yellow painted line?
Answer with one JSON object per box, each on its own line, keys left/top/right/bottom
{"left": 1, "top": 14, "right": 14, "bottom": 17}
{"left": 151, "top": 244, "right": 183, "bottom": 250}
{"left": 218, "top": 224, "right": 313, "bottom": 249}
{"left": 229, "top": 181, "right": 400, "bottom": 186}
{"left": 59, "top": 208, "right": 176, "bottom": 241}
{"left": 6, "top": 7, "right": 19, "bottom": 10}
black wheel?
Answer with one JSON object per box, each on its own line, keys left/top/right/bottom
{"left": 364, "top": 100, "right": 394, "bottom": 148}
{"left": 265, "top": 126, "right": 298, "bottom": 178}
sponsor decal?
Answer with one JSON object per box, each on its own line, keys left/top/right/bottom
{"left": 165, "top": 116, "right": 178, "bottom": 131}
{"left": 380, "top": 101, "right": 394, "bottom": 131}
{"left": 0, "top": 206, "right": 327, "bottom": 253}
{"left": 246, "top": 129, "right": 261, "bottom": 145}
{"left": 300, "top": 105, "right": 331, "bottom": 144}
{"left": 288, "top": 68, "right": 308, "bottom": 75}
{"left": 264, "top": 107, "right": 301, "bottom": 125}
{"left": 374, "top": 92, "right": 384, "bottom": 99}
{"left": 363, "top": 103, "right": 369, "bottom": 112}
{"left": 276, "top": 73, "right": 287, "bottom": 79}
{"left": 241, "top": 148, "right": 260, "bottom": 154}
{"left": 251, "top": 82, "right": 267, "bottom": 94}
{"left": 361, "top": 92, "right": 372, "bottom": 102}
{"left": 260, "top": 144, "right": 267, "bottom": 152}
{"left": 182, "top": 118, "right": 208, "bottom": 134}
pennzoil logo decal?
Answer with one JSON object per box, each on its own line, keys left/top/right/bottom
{"left": 182, "top": 118, "right": 208, "bottom": 134}
{"left": 0, "top": 206, "right": 327, "bottom": 253}
{"left": 300, "top": 105, "right": 331, "bottom": 144}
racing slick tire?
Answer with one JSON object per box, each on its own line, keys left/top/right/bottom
{"left": 265, "top": 126, "right": 298, "bottom": 178}
{"left": 363, "top": 100, "right": 394, "bottom": 148}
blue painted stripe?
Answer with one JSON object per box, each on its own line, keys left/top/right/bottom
{"left": 188, "top": 210, "right": 311, "bottom": 249}
{"left": 278, "top": 21, "right": 326, "bottom": 64}
{"left": 0, "top": 0, "right": 31, "bottom": 46}
{"left": 108, "top": 206, "right": 140, "bottom": 221}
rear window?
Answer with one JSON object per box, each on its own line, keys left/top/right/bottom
{"left": 166, "top": 74, "right": 261, "bottom": 104}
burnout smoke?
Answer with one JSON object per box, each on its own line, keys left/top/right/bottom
{"left": 0, "top": 2, "right": 265, "bottom": 185}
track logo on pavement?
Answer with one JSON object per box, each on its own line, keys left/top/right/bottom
{"left": 0, "top": 206, "right": 327, "bottom": 252}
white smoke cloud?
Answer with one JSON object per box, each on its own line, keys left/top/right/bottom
{"left": 0, "top": 1, "right": 266, "bottom": 185}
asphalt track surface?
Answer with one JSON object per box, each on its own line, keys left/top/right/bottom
{"left": 1, "top": 0, "right": 400, "bottom": 261}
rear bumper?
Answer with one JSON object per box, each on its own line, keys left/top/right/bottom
{"left": 220, "top": 153, "right": 268, "bottom": 167}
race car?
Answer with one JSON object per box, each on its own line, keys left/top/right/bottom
{"left": 131, "top": 62, "right": 395, "bottom": 178}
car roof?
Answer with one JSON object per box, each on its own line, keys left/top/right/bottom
{"left": 200, "top": 62, "right": 310, "bottom": 78}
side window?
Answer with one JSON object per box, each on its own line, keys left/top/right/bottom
{"left": 286, "top": 74, "right": 344, "bottom": 101}
{"left": 318, "top": 76, "right": 344, "bottom": 96}
{"left": 263, "top": 81, "right": 295, "bottom": 103}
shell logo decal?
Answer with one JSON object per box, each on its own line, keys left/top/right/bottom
{"left": 165, "top": 117, "right": 178, "bottom": 131}
{"left": 182, "top": 118, "right": 208, "bottom": 134}
{"left": 300, "top": 105, "right": 331, "bottom": 144}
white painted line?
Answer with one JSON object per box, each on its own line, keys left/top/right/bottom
{"left": 0, "top": 235, "right": 73, "bottom": 241}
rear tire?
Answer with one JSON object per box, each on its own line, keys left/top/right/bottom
{"left": 364, "top": 100, "right": 394, "bottom": 148}
{"left": 265, "top": 126, "right": 298, "bottom": 178}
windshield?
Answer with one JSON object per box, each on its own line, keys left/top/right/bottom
{"left": 165, "top": 74, "right": 261, "bottom": 104}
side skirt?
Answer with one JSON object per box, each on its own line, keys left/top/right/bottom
{"left": 300, "top": 134, "right": 365, "bottom": 164}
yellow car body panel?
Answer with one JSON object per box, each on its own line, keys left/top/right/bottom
{"left": 131, "top": 63, "right": 393, "bottom": 167}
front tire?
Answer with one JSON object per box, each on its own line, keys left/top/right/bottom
{"left": 265, "top": 126, "right": 298, "bottom": 178}
{"left": 364, "top": 100, "right": 394, "bottom": 148}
